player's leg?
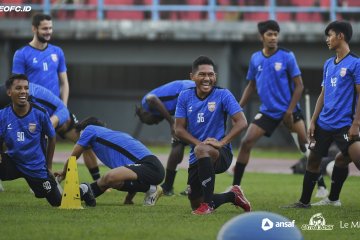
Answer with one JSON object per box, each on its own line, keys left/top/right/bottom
{"left": 212, "top": 147, "right": 251, "bottom": 212}
{"left": 291, "top": 117, "right": 328, "bottom": 197}
{"left": 233, "top": 123, "right": 265, "bottom": 186}
{"left": 161, "top": 140, "right": 185, "bottom": 196}
{"left": 187, "top": 164, "right": 213, "bottom": 215}
{"left": 25, "top": 172, "right": 62, "bottom": 207}
{"left": 313, "top": 152, "right": 349, "bottom": 206}
{"left": 283, "top": 125, "right": 332, "bottom": 208}
{"left": 290, "top": 118, "right": 308, "bottom": 154}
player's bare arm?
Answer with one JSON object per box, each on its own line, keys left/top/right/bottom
{"left": 283, "top": 76, "right": 304, "bottom": 129}
{"left": 348, "top": 84, "right": 360, "bottom": 140}
{"left": 59, "top": 72, "right": 69, "bottom": 106}
{"left": 46, "top": 136, "right": 56, "bottom": 172}
{"left": 239, "top": 80, "right": 256, "bottom": 108}
{"left": 308, "top": 87, "right": 324, "bottom": 143}
{"left": 146, "top": 94, "right": 176, "bottom": 138}
{"left": 175, "top": 117, "right": 202, "bottom": 146}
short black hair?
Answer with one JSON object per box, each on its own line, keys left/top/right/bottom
{"left": 75, "top": 117, "right": 106, "bottom": 131}
{"left": 325, "top": 21, "right": 352, "bottom": 43}
{"left": 257, "top": 20, "right": 280, "bottom": 35}
{"left": 32, "top": 13, "right": 52, "bottom": 28}
{"left": 6, "top": 74, "right": 28, "bottom": 90}
{"left": 192, "top": 56, "right": 215, "bottom": 73}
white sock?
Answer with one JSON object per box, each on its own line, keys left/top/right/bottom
{"left": 149, "top": 185, "right": 157, "bottom": 193}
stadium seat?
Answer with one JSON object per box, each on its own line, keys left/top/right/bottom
{"left": 277, "top": 12, "right": 292, "bottom": 21}
{"left": 183, "top": 0, "right": 207, "bottom": 20}
{"left": 296, "top": 12, "right": 322, "bottom": 22}
{"left": 105, "top": 0, "right": 144, "bottom": 20}
{"left": 216, "top": 0, "right": 244, "bottom": 21}
{"left": 74, "top": 0, "right": 97, "bottom": 20}
{"left": 346, "top": 0, "right": 360, "bottom": 6}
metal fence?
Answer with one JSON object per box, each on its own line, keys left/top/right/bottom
{"left": 1, "top": 0, "right": 360, "bottom": 21}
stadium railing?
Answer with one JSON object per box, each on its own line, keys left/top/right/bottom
{"left": 1, "top": 0, "right": 360, "bottom": 22}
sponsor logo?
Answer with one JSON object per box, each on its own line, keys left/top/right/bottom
{"left": 331, "top": 77, "right": 337, "bottom": 87}
{"left": 201, "top": 177, "right": 212, "bottom": 187}
{"left": 262, "top": 218, "right": 274, "bottom": 231}
{"left": 302, "top": 213, "right": 334, "bottom": 231}
{"left": 261, "top": 218, "right": 295, "bottom": 231}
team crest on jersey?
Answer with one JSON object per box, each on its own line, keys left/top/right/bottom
{"left": 208, "top": 102, "right": 216, "bottom": 112}
{"left": 51, "top": 54, "right": 58, "bottom": 62}
{"left": 340, "top": 68, "right": 347, "bottom": 77}
{"left": 28, "top": 123, "right": 36, "bottom": 133}
{"left": 274, "top": 62, "right": 282, "bottom": 71}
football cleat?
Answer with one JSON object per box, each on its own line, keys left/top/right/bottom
{"left": 230, "top": 185, "right": 251, "bottom": 212}
{"left": 315, "top": 186, "right": 329, "bottom": 198}
{"left": 281, "top": 201, "right": 311, "bottom": 209}
{"left": 312, "top": 197, "right": 341, "bottom": 207}
{"left": 192, "top": 202, "right": 214, "bottom": 215}
{"left": 180, "top": 185, "right": 190, "bottom": 196}
{"left": 143, "top": 185, "right": 163, "bottom": 206}
{"left": 80, "top": 183, "right": 96, "bottom": 207}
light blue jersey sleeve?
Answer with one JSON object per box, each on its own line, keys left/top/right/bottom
{"left": 246, "top": 54, "right": 257, "bottom": 81}
{"left": 175, "top": 90, "right": 188, "bottom": 118}
{"left": 223, "top": 89, "right": 242, "bottom": 116}
{"left": 287, "top": 52, "right": 301, "bottom": 78}
{"left": 12, "top": 50, "right": 26, "bottom": 74}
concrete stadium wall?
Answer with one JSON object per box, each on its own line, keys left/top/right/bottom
{"left": 1, "top": 20, "right": 360, "bottom": 148}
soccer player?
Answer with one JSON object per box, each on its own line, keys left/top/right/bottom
{"left": 0, "top": 75, "right": 102, "bottom": 207}
{"left": 231, "top": 20, "right": 315, "bottom": 188}
{"left": 0, "top": 74, "right": 60, "bottom": 206}
{"left": 0, "top": 83, "right": 101, "bottom": 183}
{"left": 12, "top": 13, "right": 69, "bottom": 106}
{"left": 55, "top": 117, "right": 165, "bottom": 207}
{"left": 175, "top": 56, "right": 251, "bottom": 215}
{"left": 285, "top": 21, "right": 360, "bottom": 208}
{"left": 135, "top": 79, "right": 195, "bottom": 196}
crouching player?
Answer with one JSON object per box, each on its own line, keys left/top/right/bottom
{"left": 55, "top": 117, "right": 165, "bottom": 207}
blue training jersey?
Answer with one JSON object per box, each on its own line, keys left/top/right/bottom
{"left": 12, "top": 44, "right": 67, "bottom": 97}
{"left": 317, "top": 53, "right": 360, "bottom": 131}
{"left": 142, "top": 80, "right": 195, "bottom": 116}
{"left": 247, "top": 48, "right": 302, "bottom": 119}
{"left": 29, "top": 83, "right": 70, "bottom": 127}
{"left": 175, "top": 87, "right": 242, "bottom": 165}
{"left": 0, "top": 104, "right": 56, "bottom": 178}
{"left": 77, "top": 125, "right": 153, "bottom": 169}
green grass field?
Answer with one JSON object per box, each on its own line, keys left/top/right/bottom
{"left": 0, "top": 146, "right": 358, "bottom": 240}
